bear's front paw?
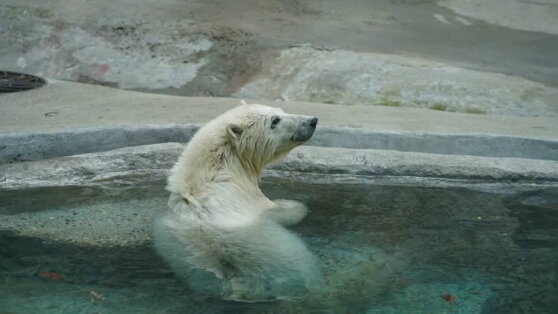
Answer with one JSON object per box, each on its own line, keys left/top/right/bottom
{"left": 265, "top": 199, "right": 309, "bottom": 226}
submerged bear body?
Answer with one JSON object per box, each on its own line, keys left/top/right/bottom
{"left": 153, "top": 102, "right": 319, "bottom": 302}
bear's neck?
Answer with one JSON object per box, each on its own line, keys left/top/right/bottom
{"left": 167, "top": 147, "right": 264, "bottom": 204}
{"left": 221, "top": 149, "right": 264, "bottom": 187}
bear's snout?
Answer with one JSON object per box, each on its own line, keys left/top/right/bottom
{"left": 308, "top": 117, "right": 318, "bottom": 129}
{"left": 292, "top": 116, "right": 318, "bottom": 142}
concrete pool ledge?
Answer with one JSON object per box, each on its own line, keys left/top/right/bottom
{"left": 1, "top": 80, "right": 558, "bottom": 164}
{"left": 2, "top": 124, "right": 558, "bottom": 165}
{"left": 1, "top": 142, "right": 558, "bottom": 247}
{"left": 2, "top": 143, "right": 558, "bottom": 192}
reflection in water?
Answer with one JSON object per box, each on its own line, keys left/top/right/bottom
{"left": 1, "top": 174, "right": 557, "bottom": 313}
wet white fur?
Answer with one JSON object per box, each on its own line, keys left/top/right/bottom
{"left": 153, "top": 102, "right": 319, "bottom": 301}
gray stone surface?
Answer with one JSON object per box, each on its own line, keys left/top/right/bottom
{"left": 0, "top": 143, "right": 181, "bottom": 190}
{"left": 235, "top": 47, "right": 558, "bottom": 117}
{"left": 1, "top": 0, "right": 557, "bottom": 115}
{"left": 3, "top": 125, "right": 558, "bottom": 165}
{"left": 1, "top": 80, "right": 557, "bottom": 135}
{"left": 1, "top": 81, "right": 557, "bottom": 165}
{"left": 8, "top": 22, "right": 210, "bottom": 90}
{"left": 278, "top": 146, "right": 558, "bottom": 181}
{"left": 1, "top": 143, "right": 558, "bottom": 246}
{"left": 0, "top": 125, "right": 197, "bottom": 164}
{"left": 0, "top": 0, "right": 262, "bottom": 97}
{"left": 2, "top": 143, "right": 557, "bottom": 191}
{"left": 311, "top": 128, "right": 558, "bottom": 161}
{"left": 439, "top": 0, "right": 558, "bottom": 35}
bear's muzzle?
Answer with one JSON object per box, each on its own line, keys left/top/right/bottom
{"left": 292, "top": 117, "right": 318, "bottom": 142}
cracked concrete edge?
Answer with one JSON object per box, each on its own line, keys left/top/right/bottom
{"left": 2, "top": 143, "right": 558, "bottom": 191}
{"left": 1, "top": 124, "right": 558, "bottom": 165}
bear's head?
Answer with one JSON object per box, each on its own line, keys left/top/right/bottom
{"left": 167, "top": 102, "right": 317, "bottom": 199}
{"left": 224, "top": 102, "right": 318, "bottom": 171}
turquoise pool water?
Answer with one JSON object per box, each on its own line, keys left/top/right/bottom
{"left": 1, "top": 173, "right": 557, "bottom": 313}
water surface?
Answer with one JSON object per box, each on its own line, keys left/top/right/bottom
{"left": 1, "top": 173, "right": 557, "bottom": 313}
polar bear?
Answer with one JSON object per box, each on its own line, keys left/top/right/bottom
{"left": 153, "top": 101, "right": 320, "bottom": 302}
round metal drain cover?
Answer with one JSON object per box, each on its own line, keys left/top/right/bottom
{"left": 0, "top": 71, "right": 46, "bottom": 93}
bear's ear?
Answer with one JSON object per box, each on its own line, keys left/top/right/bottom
{"left": 226, "top": 123, "right": 244, "bottom": 140}
{"left": 240, "top": 99, "right": 248, "bottom": 106}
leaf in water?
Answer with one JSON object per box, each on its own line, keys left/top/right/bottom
{"left": 441, "top": 293, "right": 456, "bottom": 303}
{"left": 40, "top": 271, "right": 63, "bottom": 280}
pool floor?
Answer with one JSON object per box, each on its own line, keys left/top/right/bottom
{"left": 1, "top": 173, "right": 557, "bottom": 313}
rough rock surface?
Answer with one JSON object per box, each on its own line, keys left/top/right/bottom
{"left": 439, "top": 0, "right": 558, "bottom": 35}
{"left": 2, "top": 143, "right": 558, "bottom": 191}
{"left": 2, "top": 142, "right": 558, "bottom": 247}
{"left": 1, "top": 0, "right": 557, "bottom": 117}
{"left": 235, "top": 47, "right": 558, "bottom": 117}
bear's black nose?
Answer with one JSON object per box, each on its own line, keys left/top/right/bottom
{"left": 309, "top": 117, "right": 318, "bottom": 128}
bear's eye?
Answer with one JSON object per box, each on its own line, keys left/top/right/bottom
{"left": 271, "top": 117, "right": 281, "bottom": 129}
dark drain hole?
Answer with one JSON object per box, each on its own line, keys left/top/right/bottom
{"left": 0, "top": 71, "right": 47, "bottom": 93}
